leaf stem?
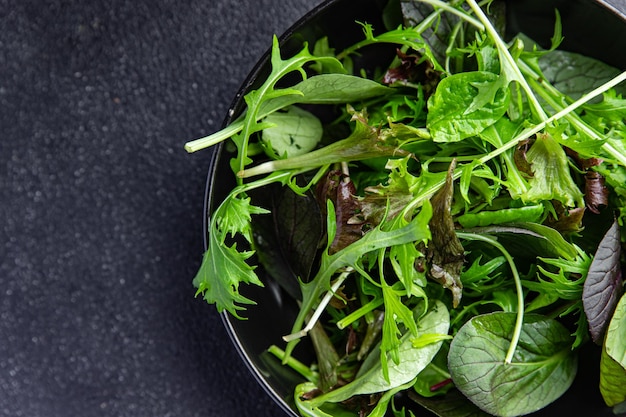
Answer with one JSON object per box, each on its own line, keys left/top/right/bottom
{"left": 465, "top": 0, "right": 547, "bottom": 121}
{"left": 336, "top": 297, "right": 383, "bottom": 330}
{"left": 417, "top": 0, "right": 485, "bottom": 31}
{"left": 476, "top": 69, "right": 626, "bottom": 167}
{"left": 457, "top": 232, "right": 524, "bottom": 364}
{"left": 283, "top": 268, "right": 353, "bottom": 342}
{"left": 267, "top": 345, "right": 319, "bottom": 382}
{"left": 519, "top": 60, "right": 626, "bottom": 167}
{"left": 184, "top": 119, "right": 243, "bottom": 153}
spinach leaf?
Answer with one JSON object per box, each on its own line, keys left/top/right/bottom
{"left": 408, "top": 388, "right": 492, "bottom": 417}
{"left": 605, "top": 293, "right": 626, "bottom": 369}
{"left": 448, "top": 312, "right": 577, "bottom": 417}
{"left": 427, "top": 71, "right": 510, "bottom": 142}
{"left": 599, "top": 343, "right": 626, "bottom": 408}
{"left": 599, "top": 294, "right": 626, "bottom": 410}
{"left": 539, "top": 49, "right": 626, "bottom": 100}
{"left": 467, "top": 222, "right": 578, "bottom": 261}
{"left": 261, "top": 106, "right": 323, "bottom": 159}
{"left": 583, "top": 219, "right": 624, "bottom": 344}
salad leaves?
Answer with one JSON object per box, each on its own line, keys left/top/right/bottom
{"left": 186, "top": 0, "right": 626, "bottom": 415}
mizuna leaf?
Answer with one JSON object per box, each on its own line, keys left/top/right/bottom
{"left": 583, "top": 219, "right": 624, "bottom": 344}
{"left": 448, "top": 312, "right": 577, "bottom": 417}
{"left": 194, "top": 191, "right": 269, "bottom": 318}
{"left": 193, "top": 236, "right": 263, "bottom": 319}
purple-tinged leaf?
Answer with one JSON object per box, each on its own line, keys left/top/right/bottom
{"left": 583, "top": 219, "right": 624, "bottom": 344}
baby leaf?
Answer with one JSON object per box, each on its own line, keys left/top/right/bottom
{"left": 408, "top": 388, "right": 492, "bottom": 417}
{"left": 583, "top": 219, "right": 624, "bottom": 344}
{"left": 522, "top": 131, "right": 584, "bottom": 208}
{"left": 294, "top": 382, "right": 355, "bottom": 417}
{"left": 261, "top": 106, "right": 323, "bottom": 159}
{"left": 599, "top": 342, "right": 626, "bottom": 407}
{"left": 427, "top": 160, "right": 464, "bottom": 307}
{"left": 605, "top": 293, "right": 626, "bottom": 369}
{"left": 539, "top": 49, "right": 626, "bottom": 100}
{"left": 470, "top": 222, "right": 578, "bottom": 261}
{"left": 427, "top": 71, "right": 510, "bottom": 142}
{"left": 448, "top": 312, "right": 577, "bottom": 417}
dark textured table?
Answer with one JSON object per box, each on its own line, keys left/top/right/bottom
{"left": 3, "top": 1, "right": 626, "bottom": 417}
{"left": 0, "top": 0, "right": 318, "bottom": 416}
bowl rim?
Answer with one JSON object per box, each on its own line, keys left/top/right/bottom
{"left": 202, "top": 1, "right": 348, "bottom": 415}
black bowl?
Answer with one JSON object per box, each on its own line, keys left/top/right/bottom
{"left": 203, "top": 0, "right": 626, "bottom": 416}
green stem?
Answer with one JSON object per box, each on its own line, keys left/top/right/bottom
{"left": 336, "top": 297, "right": 384, "bottom": 330}
{"left": 418, "top": 0, "right": 485, "bottom": 31}
{"left": 519, "top": 60, "right": 626, "bottom": 167}
{"left": 465, "top": 0, "right": 547, "bottom": 121}
{"left": 283, "top": 268, "right": 352, "bottom": 342}
{"left": 267, "top": 345, "right": 319, "bottom": 382}
{"left": 457, "top": 232, "right": 524, "bottom": 364}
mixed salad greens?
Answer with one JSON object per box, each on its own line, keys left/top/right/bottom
{"left": 186, "top": 0, "right": 626, "bottom": 416}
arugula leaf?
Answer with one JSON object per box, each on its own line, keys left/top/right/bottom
{"left": 478, "top": 119, "right": 529, "bottom": 199}
{"left": 448, "top": 312, "right": 577, "bottom": 417}
{"left": 380, "top": 277, "right": 421, "bottom": 381}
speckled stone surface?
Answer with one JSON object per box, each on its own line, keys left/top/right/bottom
{"left": 0, "top": 0, "right": 319, "bottom": 416}
{"left": 4, "top": 1, "right": 626, "bottom": 417}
